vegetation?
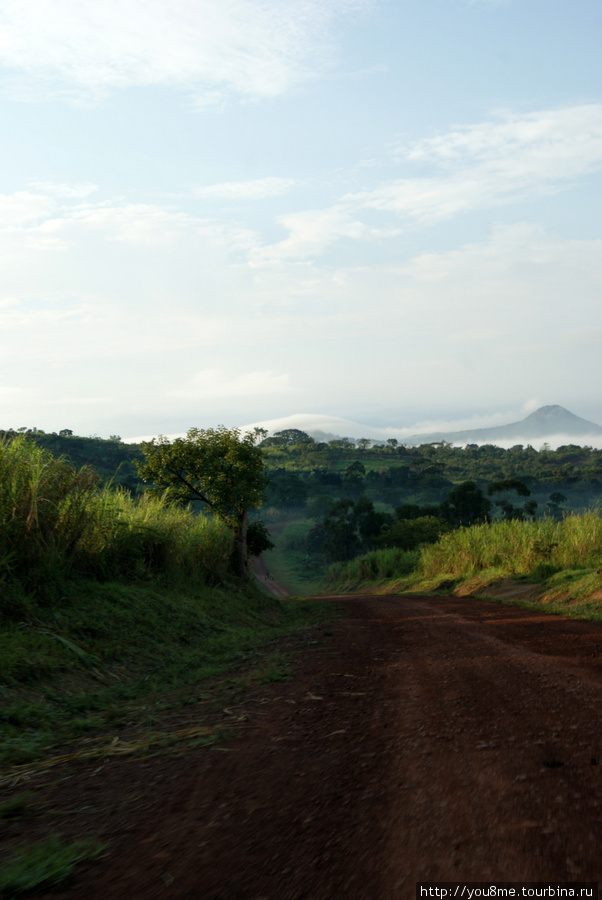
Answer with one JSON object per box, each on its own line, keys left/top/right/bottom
{"left": 0, "top": 834, "right": 106, "bottom": 895}
{"left": 0, "top": 434, "right": 234, "bottom": 611}
{"left": 328, "top": 512, "right": 602, "bottom": 620}
{"left": 418, "top": 512, "right": 602, "bottom": 579}
{"left": 4, "top": 425, "right": 602, "bottom": 601}
{"left": 137, "top": 427, "right": 270, "bottom": 576}
{"left": 0, "top": 432, "right": 331, "bottom": 885}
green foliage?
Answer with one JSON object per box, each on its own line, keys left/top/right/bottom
{"left": 440, "top": 481, "right": 491, "bottom": 526}
{"left": 0, "top": 434, "right": 233, "bottom": 618}
{"left": 0, "top": 792, "right": 32, "bottom": 820}
{"left": 328, "top": 547, "right": 419, "bottom": 587}
{"left": 137, "top": 427, "right": 267, "bottom": 525}
{"left": 137, "top": 427, "right": 268, "bottom": 576}
{"left": 247, "top": 519, "right": 275, "bottom": 557}
{"left": 0, "top": 576, "right": 329, "bottom": 765}
{"left": 379, "top": 515, "right": 450, "bottom": 550}
{"left": 488, "top": 478, "right": 537, "bottom": 521}
{"left": 0, "top": 834, "right": 106, "bottom": 894}
{"left": 419, "top": 512, "right": 602, "bottom": 579}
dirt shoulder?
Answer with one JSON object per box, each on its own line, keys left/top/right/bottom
{"left": 4, "top": 593, "right": 602, "bottom": 898}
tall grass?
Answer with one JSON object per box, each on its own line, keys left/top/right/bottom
{"left": 327, "top": 512, "right": 602, "bottom": 593}
{"left": 328, "top": 547, "right": 419, "bottom": 588}
{"left": 0, "top": 435, "right": 232, "bottom": 612}
{"left": 419, "top": 513, "right": 602, "bottom": 579}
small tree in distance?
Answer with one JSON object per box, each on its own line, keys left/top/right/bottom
{"left": 137, "top": 426, "right": 269, "bottom": 578}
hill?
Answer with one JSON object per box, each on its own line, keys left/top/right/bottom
{"left": 243, "top": 406, "right": 602, "bottom": 450}
{"left": 406, "top": 405, "right": 602, "bottom": 447}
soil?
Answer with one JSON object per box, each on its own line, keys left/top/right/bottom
{"left": 3, "top": 592, "right": 602, "bottom": 899}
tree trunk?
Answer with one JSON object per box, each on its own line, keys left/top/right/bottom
{"left": 232, "top": 510, "right": 249, "bottom": 578}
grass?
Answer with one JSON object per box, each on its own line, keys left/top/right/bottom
{"left": 0, "top": 834, "right": 107, "bottom": 895}
{"left": 0, "top": 434, "right": 334, "bottom": 767}
{"left": 327, "top": 513, "right": 602, "bottom": 621}
{"left": 0, "top": 434, "right": 233, "bottom": 614}
{"left": 0, "top": 433, "right": 336, "bottom": 891}
{"left": 0, "top": 791, "right": 32, "bottom": 821}
{"left": 0, "top": 578, "right": 331, "bottom": 767}
{"left": 327, "top": 548, "right": 420, "bottom": 591}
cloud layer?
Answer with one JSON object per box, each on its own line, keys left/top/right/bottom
{"left": 0, "top": 0, "right": 369, "bottom": 102}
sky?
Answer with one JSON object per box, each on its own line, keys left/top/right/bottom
{"left": 0, "top": 0, "right": 600, "bottom": 440}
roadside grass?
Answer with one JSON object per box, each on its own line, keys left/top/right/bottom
{"left": 0, "top": 432, "right": 337, "bottom": 891}
{"left": 0, "top": 834, "right": 107, "bottom": 896}
{"left": 327, "top": 548, "right": 420, "bottom": 592}
{"left": 327, "top": 513, "right": 602, "bottom": 621}
{"left": 262, "top": 521, "right": 327, "bottom": 596}
{"left": 0, "top": 577, "right": 331, "bottom": 768}
{"left": 0, "top": 433, "right": 233, "bottom": 613}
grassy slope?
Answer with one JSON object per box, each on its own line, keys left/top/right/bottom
{"left": 327, "top": 514, "right": 602, "bottom": 623}
{"left": 0, "top": 577, "right": 332, "bottom": 768}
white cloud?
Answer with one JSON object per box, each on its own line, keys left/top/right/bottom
{"left": 194, "top": 177, "right": 295, "bottom": 200}
{"left": 350, "top": 105, "right": 602, "bottom": 224}
{"left": 0, "top": 0, "right": 370, "bottom": 103}
{"left": 28, "top": 182, "right": 99, "bottom": 199}
{"left": 0, "top": 191, "right": 56, "bottom": 227}
{"left": 168, "top": 369, "right": 292, "bottom": 399}
{"left": 252, "top": 206, "right": 400, "bottom": 263}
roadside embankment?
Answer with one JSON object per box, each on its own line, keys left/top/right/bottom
{"left": 328, "top": 513, "right": 602, "bottom": 621}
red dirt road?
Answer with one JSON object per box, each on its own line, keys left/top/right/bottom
{"left": 21, "top": 594, "right": 602, "bottom": 897}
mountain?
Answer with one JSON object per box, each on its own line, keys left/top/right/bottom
{"left": 404, "top": 405, "right": 602, "bottom": 446}
{"left": 238, "top": 406, "right": 602, "bottom": 450}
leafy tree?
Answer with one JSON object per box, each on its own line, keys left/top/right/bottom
{"left": 487, "top": 478, "right": 537, "bottom": 521}
{"left": 353, "top": 496, "right": 393, "bottom": 549}
{"left": 379, "top": 516, "right": 449, "bottom": 551}
{"left": 394, "top": 503, "right": 442, "bottom": 520}
{"left": 265, "top": 468, "right": 308, "bottom": 507}
{"left": 546, "top": 491, "right": 567, "bottom": 519}
{"left": 247, "top": 520, "right": 275, "bottom": 557}
{"left": 306, "top": 495, "right": 335, "bottom": 520}
{"left": 342, "top": 460, "right": 366, "bottom": 499}
{"left": 322, "top": 499, "right": 360, "bottom": 562}
{"left": 253, "top": 427, "right": 268, "bottom": 444}
{"left": 137, "top": 427, "right": 268, "bottom": 577}
{"left": 440, "top": 481, "right": 491, "bottom": 526}
{"left": 274, "top": 429, "right": 314, "bottom": 446}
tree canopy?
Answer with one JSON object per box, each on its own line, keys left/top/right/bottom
{"left": 137, "top": 426, "right": 268, "bottom": 577}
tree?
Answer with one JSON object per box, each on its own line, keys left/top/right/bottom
{"left": 487, "top": 478, "right": 537, "bottom": 521}
{"left": 546, "top": 491, "right": 567, "bottom": 519}
{"left": 440, "top": 481, "right": 491, "bottom": 526}
{"left": 137, "top": 427, "right": 268, "bottom": 577}
{"left": 379, "top": 515, "right": 449, "bottom": 551}
{"left": 322, "top": 499, "right": 360, "bottom": 562}
{"left": 273, "top": 429, "right": 314, "bottom": 446}
{"left": 253, "top": 427, "right": 268, "bottom": 445}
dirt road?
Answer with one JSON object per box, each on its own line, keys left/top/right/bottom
{"left": 29, "top": 594, "right": 602, "bottom": 898}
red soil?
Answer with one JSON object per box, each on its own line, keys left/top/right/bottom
{"left": 4, "top": 593, "right": 602, "bottom": 899}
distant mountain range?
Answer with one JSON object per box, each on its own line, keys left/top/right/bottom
{"left": 403, "top": 405, "right": 602, "bottom": 446}
{"left": 240, "top": 405, "right": 602, "bottom": 450}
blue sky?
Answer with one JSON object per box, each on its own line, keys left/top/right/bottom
{"left": 0, "top": 0, "right": 600, "bottom": 439}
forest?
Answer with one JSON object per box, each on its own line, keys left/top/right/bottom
{"left": 5, "top": 425, "right": 602, "bottom": 571}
